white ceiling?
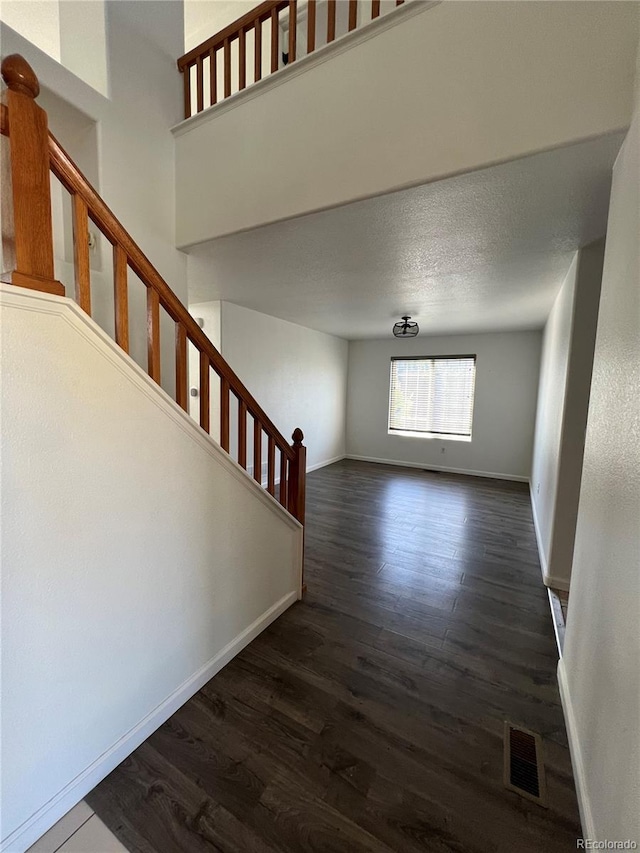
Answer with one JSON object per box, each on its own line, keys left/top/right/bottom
{"left": 187, "top": 133, "right": 623, "bottom": 340}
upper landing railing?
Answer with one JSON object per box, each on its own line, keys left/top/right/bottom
{"left": 178, "top": 0, "right": 407, "bottom": 119}
{"left": 0, "top": 54, "right": 307, "bottom": 533}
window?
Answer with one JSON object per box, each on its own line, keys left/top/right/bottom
{"left": 388, "top": 356, "right": 476, "bottom": 440}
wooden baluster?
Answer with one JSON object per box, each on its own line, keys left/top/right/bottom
{"left": 267, "top": 435, "right": 276, "bottom": 496}
{"left": 147, "top": 287, "right": 161, "bottom": 383}
{"left": 209, "top": 48, "right": 217, "bottom": 105}
{"left": 238, "top": 27, "right": 246, "bottom": 90}
{"left": 0, "top": 55, "right": 64, "bottom": 296}
{"left": 396, "top": 0, "right": 405, "bottom": 5}
{"left": 270, "top": 7, "right": 279, "bottom": 72}
{"left": 288, "top": 1, "right": 297, "bottom": 62}
{"left": 327, "top": 0, "right": 336, "bottom": 43}
{"left": 371, "top": 0, "right": 380, "bottom": 18}
{"left": 253, "top": 419, "right": 262, "bottom": 483}
{"left": 220, "top": 377, "right": 230, "bottom": 451}
{"left": 113, "top": 245, "right": 129, "bottom": 353}
{"left": 307, "top": 0, "right": 316, "bottom": 53}
{"left": 348, "top": 0, "right": 357, "bottom": 31}
{"left": 196, "top": 54, "right": 204, "bottom": 112}
{"left": 287, "top": 428, "right": 306, "bottom": 524}
{"left": 288, "top": 428, "right": 306, "bottom": 593}
{"left": 279, "top": 450, "right": 288, "bottom": 507}
{"left": 238, "top": 400, "right": 247, "bottom": 468}
{"left": 175, "top": 323, "right": 188, "bottom": 410}
{"left": 72, "top": 194, "right": 91, "bottom": 314}
{"left": 199, "top": 352, "right": 210, "bottom": 432}
{"left": 183, "top": 63, "right": 192, "bottom": 119}
{"left": 223, "top": 37, "right": 231, "bottom": 97}
{"left": 254, "top": 18, "right": 262, "bottom": 81}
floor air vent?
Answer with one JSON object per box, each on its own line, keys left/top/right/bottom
{"left": 503, "top": 722, "right": 547, "bottom": 807}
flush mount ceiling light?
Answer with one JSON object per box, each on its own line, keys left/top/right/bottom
{"left": 392, "top": 315, "right": 419, "bottom": 338}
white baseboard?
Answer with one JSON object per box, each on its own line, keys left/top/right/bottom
{"left": 2, "top": 591, "right": 298, "bottom": 853}
{"left": 528, "top": 485, "right": 571, "bottom": 592}
{"left": 307, "top": 454, "right": 346, "bottom": 474}
{"left": 543, "top": 573, "right": 570, "bottom": 592}
{"left": 557, "top": 658, "right": 595, "bottom": 841}
{"left": 345, "top": 454, "right": 529, "bottom": 483}
{"left": 249, "top": 454, "right": 345, "bottom": 488}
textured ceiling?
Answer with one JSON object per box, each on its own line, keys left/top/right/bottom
{"left": 187, "top": 133, "right": 623, "bottom": 339}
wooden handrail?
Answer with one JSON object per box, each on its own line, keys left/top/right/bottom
{"left": 177, "top": 0, "right": 411, "bottom": 119}
{"left": 1, "top": 55, "right": 306, "bottom": 530}
{"left": 178, "top": 0, "right": 288, "bottom": 69}
{"left": 44, "top": 130, "right": 294, "bottom": 459}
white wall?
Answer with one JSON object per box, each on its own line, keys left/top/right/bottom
{"left": 218, "top": 302, "right": 348, "bottom": 471}
{"left": 0, "top": 0, "right": 108, "bottom": 95}
{"left": 531, "top": 242, "right": 604, "bottom": 589}
{"left": 0, "top": 0, "right": 61, "bottom": 61}
{"left": 0, "top": 285, "right": 302, "bottom": 853}
{"left": 1, "top": 1, "right": 189, "bottom": 398}
{"left": 346, "top": 331, "right": 541, "bottom": 481}
{"left": 559, "top": 79, "right": 640, "bottom": 844}
{"left": 58, "top": 1, "right": 108, "bottom": 97}
{"left": 174, "top": 0, "right": 639, "bottom": 245}
{"left": 531, "top": 256, "right": 578, "bottom": 576}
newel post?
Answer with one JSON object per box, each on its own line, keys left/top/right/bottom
{"left": 288, "top": 428, "right": 306, "bottom": 593}
{"left": 288, "top": 428, "right": 306, "bottom": 525}
{"left": 1, "top": 54, "right": 64, "bottom": 295}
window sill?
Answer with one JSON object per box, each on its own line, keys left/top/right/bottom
{"left": 388, "top": 430, "right": 472, "bottom": 442}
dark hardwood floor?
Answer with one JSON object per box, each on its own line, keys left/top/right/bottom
{"left": 87, "top": 460, "right": 581, "bottom": 852}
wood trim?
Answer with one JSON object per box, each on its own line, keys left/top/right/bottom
{"left": 371, "top": 0, "right": 381, "bottom": 19}
{"left": 270, "top": 7, "right": 279, "bottom": 73}
{"left": 178, "top": 0, "right": 288, "bottom": 68}
{"left": 199, "top": 351, "right": 210, "bottom": 433}
{"left": 239, "top": 28, "right": 247, "bottom": 90}
{"left": 307, "top": 0, "right": 316, "bottom": 53}
{"left": 267, "top": 435, "right": 276, "bottom": 495}
{"left": 2, "top": 58, "right": 56, "bottom": 286}
{"left": 279, "top": 451, "right": 287, "bottom": 507}
{"left": 183, "top": 62, "right": 191, "bottom": 119}
{"left": 254, "top": 419, "right": 262, "bottom": 483}
{"left": 327, "top": 0, "right": 336, "bottom": 42}
{"left": 220, "top": 376, "right": 230, "bottom": 452}
{"left": 175, "top": 322, "right": 188, "bottom": 411}
{"left": 209, "top": 48, "right": 217, "bottom": 106}
{"left": 254, "top": 17, "right": 262, "bottom": 82}
{"left": 288, "top": 1, "right": 297, "bottom": 62}
{"left": 147, "top": 286, "right": 161, "bottom": 383}
{"left": 287, "top": 428, "right": 306, "bottom": 524}
{"left": 8, "top": 270, "right": 64, "bottom": 296}
{"left": 113, "top": 245, "right": 129, "bottom": 354}
{"left": 348, "top": 0, "right": 358, "bottom": 31}
{"left": 71, "top": 194, "right": 91, "bottom": 314}
{"left": 238, "top": 399, "right": 247, "bottom": 468}
{"left": 196, "top": 55, "right": 204, "bottom": 112}
{"left": 223, "top": 38, "right": 232, "bottom": 98}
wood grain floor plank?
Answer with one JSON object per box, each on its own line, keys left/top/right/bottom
{"left": 88, "top": 460, "right": 581, "bottom": 851}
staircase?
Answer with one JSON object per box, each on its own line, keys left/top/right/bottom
{"left": 0, "top": 54, "right": 306, "bottom": 853}
{"left": 0, "top": 53, "right": 306, "bottom": 528}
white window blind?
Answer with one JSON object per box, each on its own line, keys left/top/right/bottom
{"left": 388, "top": 356, "right": 476, "bottom": 438}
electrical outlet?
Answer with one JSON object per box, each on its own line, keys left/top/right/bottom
{"left": 441, "top": 446, "right": 446, "bottom": 454}
{"left": 537, "top": 483, "right": 540, "bottom": 494}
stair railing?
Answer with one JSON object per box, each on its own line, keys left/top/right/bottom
{"left": 0, "top": 54, "right": 306, "bottom": 531}
{"left": 178, "top": 0, "right": 406, "bottom": 119}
